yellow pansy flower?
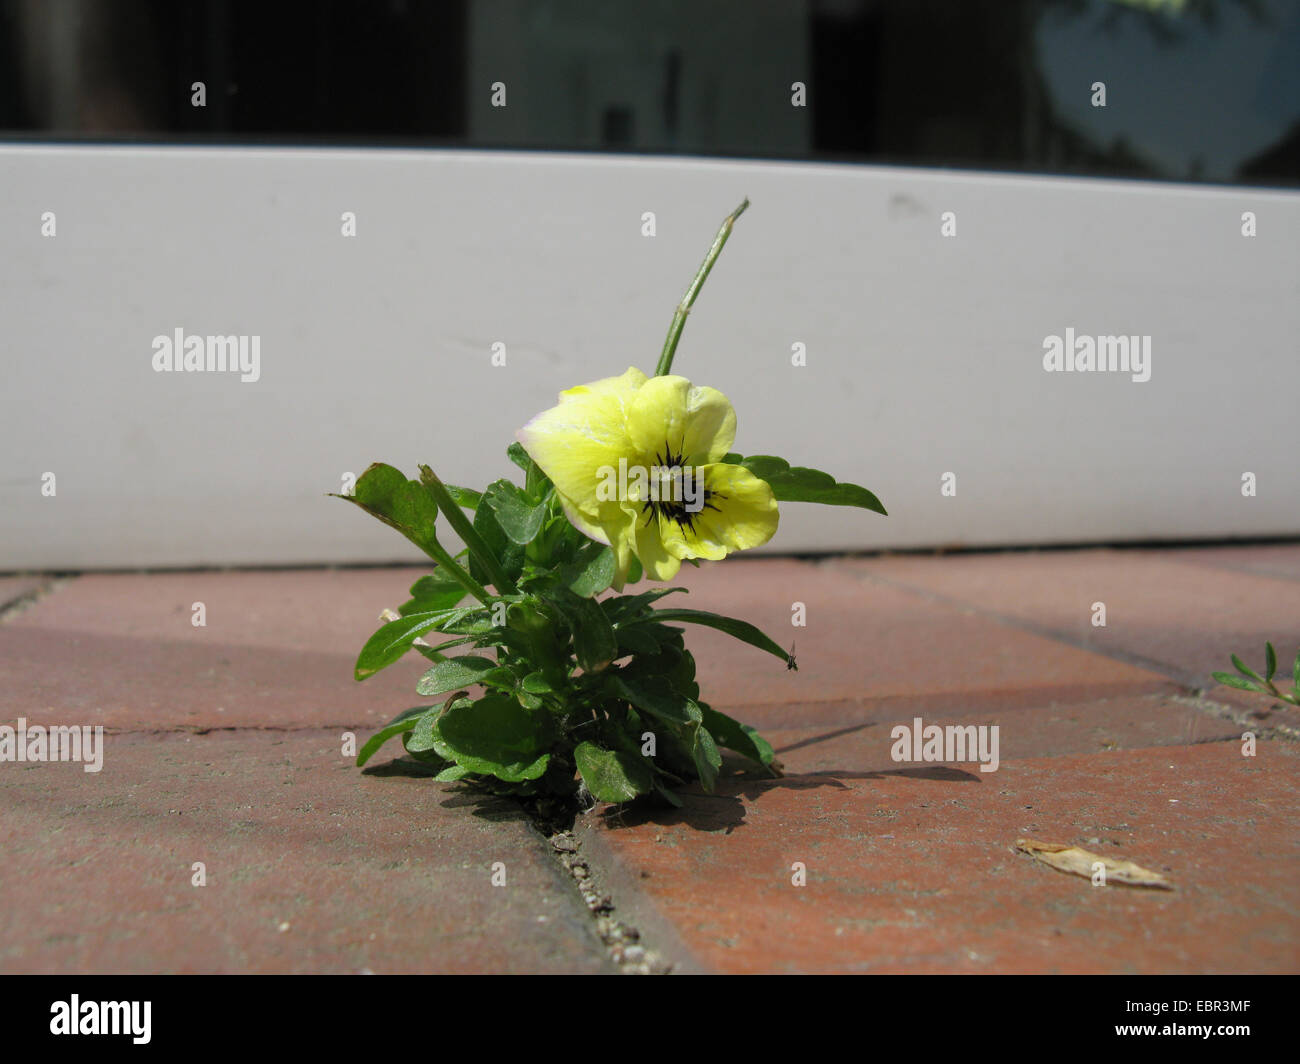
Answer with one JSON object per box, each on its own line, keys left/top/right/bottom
{"left": 517, "top": 367, "right": 778, "bottom": 587}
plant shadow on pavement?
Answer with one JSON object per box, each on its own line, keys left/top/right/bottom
{"left": 361, "top": 758, "right": 442, "bottom": 779}
{"left": 597, "top": 721, "right": 985, "bottom": 834}
{"left": 363, "top": 757, "right": 539, "bottom": 825}
{"left": 599, "top": 764, "right": 981, "bottom": 835}
{"left": 364, "top": 721, "right": 981, "bottom": 835}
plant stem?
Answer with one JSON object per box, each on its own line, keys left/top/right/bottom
{"left": 420, "top": 465, "right": 519, "bottom": 596}
{"left": 654, "top": 198, "right": 750, "bottom": 377}
{"left": 424, "top": 538, "right": 493, "bottom": 605}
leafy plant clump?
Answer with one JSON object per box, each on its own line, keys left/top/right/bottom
{"left": 337, "top": 200, "right": 886, "bottom": 808}
{"left": 1212, "top": 642, "right": 1300, "bottom": 707}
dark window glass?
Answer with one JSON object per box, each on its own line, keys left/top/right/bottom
{"left": 1, "top": 0, "right": 1295, "bottom": 187}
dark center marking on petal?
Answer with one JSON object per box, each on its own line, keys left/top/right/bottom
{"left": 643, "top": 443, "right": 727, "bottom": 534}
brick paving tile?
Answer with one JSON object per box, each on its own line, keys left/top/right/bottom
{"left": 839, "top": 549, "right": 1300, "bottom": 687}
{"left": 2, "top": 563, "right": 1174, "bottom": 734}
{"left": 0, "top": 730, "right": 610, "bottom": 974}
{"left": 578, "top": 741, "right": 1300, "bottom": 974}
{"left": 672, "top": 559, "right": 1173, "bottom": 709}
{"left": 749, "top": 692, "right": 1243, "bottom": 776}
{"left": 4, "top": 552, "right": 1295, "bottom": 976}
{"left": 0, "top": 568, "right": 439, "bottom": 730}
{"left": 708, "top": 686, "right": 1220, "bottom": 739}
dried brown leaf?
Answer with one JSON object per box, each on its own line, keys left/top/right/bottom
{"left": 1015, "top": 837, "right": 1173, "bottom": 890}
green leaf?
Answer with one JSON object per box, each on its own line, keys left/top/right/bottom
{"left": 690, "top": 724, "right": 722, "bottom": 791}
{"left": 613, "top": 673, "right": 702, "bottom": 726}
{"left": 434, "top": 764, "right": 473, "bottom": 782}
{"left": 444, "top": 485, "right": 482, "bottom": 510}
{"left": 1212, "top": 672, "right": 1262, "bottom": 691}
{"left": 335, "top": 465, "right": 491, "bottom": 604}
{"left": 335, "top": 464, "right": 443, "bottom": 557}
{"left": 507, "top": 441, "right": 533, "bottom": 476}
{"left": 403, "top": 746, "right": 447, "bottom": 766}
{"left": 483, "top": 479, "right": 547, "bottom": 545}
{"left": 1264, "top": 642, "right": 1276, "bottom": 682}
{"left": 699, "top": 703, "right": 775, "bottom": 767}
{"left": 416, "top": 655, "right": 508, "bottom": 696}
{"left": 647, "top": 608, "right": 792, "bottom": 665}
{"left": 562, "top": 542, "right": 617, "bottom": 598}
{"left": 615, "top": 625, "right": 661, "bottom": 656}
{"left": 550, "top": 589, "right": 618, "bottom": 672}
{"left": 399, "top": 571, "right": 469, "bottom": 616}
{"left": 528, "top": 513, "right": 578, "bottom": 569}
{"left": 439, "top": 605, "right": 514, "bottom": 636}
{"left": 622, "top": 639, "right": 698, "bottom": 697}
{"left": 574, "top": 742, "right": 654, "bottom": 804}
{"left": 390, "top": 478, "right": 442, "bottom": 548}
{"left": 356, "top": 718, "right": 418, "bottom": 767}
{"left": 432, "top": 693, "right": 552, "bottom": 782}
{"left": 521, "top": 672, "right": 557, "bottom": 695}
{"left": 602, "top": 586, "right": 688, "bottom": 623}
{"left": 726, "top": 454, "right": 886, "bottom": 515}
{"left": 507, "top": 441, "right": 553, "bottom": 499}
{"left": 625, "top": 555, "right": 644, "bottom": 585}
{"left": 350, "top": 463, "right": 406, "bottom": 508}
{"left": 614, "top": 621, "right": 684, "bottom": 654}
{"left": 381, "top": 704, "right": 439, "bottom": 728}
{"left": 654, "top": 783, "right": 684, "bottom": 808}
{"left": 421, "top": 466, "right": 518, "bottom": 595}
{"left": 1231, "top": 654, "right": 1262, "bottom": 682}
{"left": 468, "top": 489, "right": 526, "bottom": 588}
{"left": 1294, "top": 650, "right": 1300, "bottom": 690}
{"left": 411, "top": 636, "right": 479, "bottom": 664}
{"left": 403, "top": 708, "right": 443, "bottom": 755}
{"left": 355, "top": 607, "right": 479, "bottom": 680}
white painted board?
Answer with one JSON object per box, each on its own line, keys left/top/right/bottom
{"left": 1, "top": 146, "right": 1297, "bottom": 569}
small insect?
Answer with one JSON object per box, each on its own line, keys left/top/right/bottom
{"left": 786, "top": 640, "right": 798, "bottom": 671}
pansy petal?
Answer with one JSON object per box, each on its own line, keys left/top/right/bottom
{"left": 651, "top": 510, "right": 698, "bottom": 562}
{"left": 554, "top": 491, "right": 610, "bottom": 546}
{"left": 557, "top": 366, "right": 647, "bottom": 409}
{"left": 682, "top": 464, "right": 779, "bottom": 555}
{"left": 556, "top": 492, "right": 641, "bottom": 585}
{"left": 605, "top": 501, "right": 640, "bottom": 589}
{"left": 625, "top": 375, "right": 736, "bottom": 466}
{"left": 677, "top": 523, "right": 729, "bottom": 561}
{"left": 516, "top": 367, "right": 647, "bottom": 513}
{"left": 633, "top": 511, "right": 684, "bottom": 581}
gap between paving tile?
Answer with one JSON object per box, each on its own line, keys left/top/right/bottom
{"left": 0, "top": 575, "right": 63, "bottom": 623}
